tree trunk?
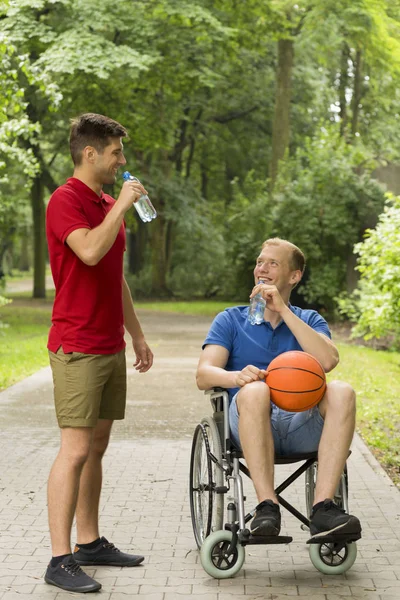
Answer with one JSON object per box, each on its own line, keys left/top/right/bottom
{"left": 19, "top": 227, "right": 31, "bottom": 271}
{"left": 31, "top": 174, "right": 46, "bottom": 298}
{"left": 351, "top": 49, "right": 363, "bottom": 137}
{"left": 128, "top": 227, "right": 146, "bottom": 274}
{"left": 270, "top": 38, "right": 294, "bottom": 188}
{"left": 25, "top": 135, "right": 58, "bottom": 298}
{"left": 165, "top": 220, "right": 174, "bottom": 276}
{"left": 339, "top": 43, "right": 350, "bottom": 138}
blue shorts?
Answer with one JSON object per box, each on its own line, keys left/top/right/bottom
{"left": 229, "top": 392, "right": 324, "bottom": 456}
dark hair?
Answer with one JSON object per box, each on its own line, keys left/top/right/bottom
{"left": 262, "top": 238, "right": 306, "bottom": 273}
{"left": 69, "top": 113, "right": 127, "bottom": 166}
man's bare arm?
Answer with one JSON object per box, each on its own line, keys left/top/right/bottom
{"left": 196, "top": 345, "right": 265, "bottom": 390}
{"left": 66, "top": 180, "right": 146, "bottom": 266}
{"left": 280, "top": 306, "right": 339, "bottom": 372}
{"left": 122, "top": 277, "right": 153, "bottom": 372}
{"left": 122, "top": 277, "right": 145, "bottom": 341}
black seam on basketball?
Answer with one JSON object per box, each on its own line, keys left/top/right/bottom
{"left": 268, "top": 383, "right": 325, "bottom": 394}
{"left": 267, "top": 366, "right": 325, "bottom": 381}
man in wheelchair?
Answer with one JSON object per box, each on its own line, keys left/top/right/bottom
{"left": 196, "top": 237, "right": 361, "bottom": 543}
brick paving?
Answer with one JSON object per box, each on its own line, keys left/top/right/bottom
{"left": 0, "top": 311, "right": 399, "bottom": 599}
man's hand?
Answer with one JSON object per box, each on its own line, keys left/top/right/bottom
{"left": 250, "top": 282, "right": 286, "bottom": 314}
{"left": 132, "top": 337, "right": 154, "bottom": 373}
{"left": 235, "top": 365, "right": 266, "bottom": 387}
{"left": 117, "top": 180, "right": 148, "bottom": 212}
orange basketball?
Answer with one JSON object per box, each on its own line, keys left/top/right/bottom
{"left": 265, "top": 351, "right": 326, "bottom": 412}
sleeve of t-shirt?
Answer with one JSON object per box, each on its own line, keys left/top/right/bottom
{"left": 47, "top": 188, "right": 91, "bottom": 244}
{"left": 202, "top": 310, "right": 235, "bottom": 352}
{"left": 307, "top": 311, "right": 332, "bottom": 339}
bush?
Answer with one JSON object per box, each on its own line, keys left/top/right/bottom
{"left": 338, "top": 194, "right": 400, "bottom": 347}
{"left": 270, "top": 132, "right": 386, "bottom": 313}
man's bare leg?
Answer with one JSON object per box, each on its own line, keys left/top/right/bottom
{"left": 47, "top": 427, "right": 93, "bottom": 556}
{"left": 73, "top": 419, "right": 145, "bottom": 567}
{"left": 237, "top": 381, "right": 278, "bottom": 504}
{"left": 75, "top": 419, "right": 113, "bottom": 544}
{"left": 314, "top": 380, "right": 356, "bottom": 504}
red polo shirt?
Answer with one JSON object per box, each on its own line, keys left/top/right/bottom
{"left": 46, "top": 177, "right": 126, "bottom": 354}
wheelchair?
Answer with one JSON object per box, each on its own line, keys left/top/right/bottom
{"left": 189, "top": 388, "right": 360, "bottom": 579}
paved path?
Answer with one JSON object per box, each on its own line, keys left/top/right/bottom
{"left": 0, "top": 311, "right": 399, "bottom": 599}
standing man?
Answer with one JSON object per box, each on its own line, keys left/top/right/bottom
{"left": 44, "top": 113, "right": 154, "bottom": 593}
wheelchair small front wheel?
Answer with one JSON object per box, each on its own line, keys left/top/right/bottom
{"left": 200, "top": 530, "right": 245, "bottom": 579}
{"left": 309, "top": 541, "right": 357, "bottom": 574}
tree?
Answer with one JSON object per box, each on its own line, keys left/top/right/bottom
{"left": 0, "top": 0, "right": 155, "bottom": 296}
{"left": 0, "top": 29, "right": 42, "bottom": 308}
{"left": 1, "top": 0, "right": 400, "bottom": 308}
{"left": 251, "top": 132, "right": 386, "bottom": 312}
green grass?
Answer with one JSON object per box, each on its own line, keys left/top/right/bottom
{"left": 4, "top": 265, "right": 52, "bottom": 282}
{"left": 0, "top": 304, "right": 51, "bottom": 390}
{"left": 1, "top": 297, "right": 399, "bottom": 485}
{"left": 4, "top": 268, "right": 34, "bottom": 282}
{"left": 134, "top": 300, "right": 238, "bottom": 316}
{"left": 328, "top": 342, "right": 400, "bottom": 484}
{"left": 5, "top": 289, "right": 55, "bottom": 302}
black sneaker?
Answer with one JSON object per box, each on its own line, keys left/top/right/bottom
{"left": 44, "top": 555, "right": 101, "bottom": 593}
{"left": 309, "top": 499, "right": 362, "bottom": 540}
{"left": 250, "top": 500, "right": 281, "bottom": 536}
{"left": 74, "top": 537, "right": 144, "bottom": 567}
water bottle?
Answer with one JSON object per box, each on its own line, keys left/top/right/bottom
{"left": 248, "top": 280, "right": 266, "bottom": 325}
{"left": 122, "top": 171, "right": 157, "bottom": 222}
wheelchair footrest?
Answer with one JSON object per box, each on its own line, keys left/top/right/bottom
{"left": 242, "top": 535, "right": 293, "bottom": 546}
{"left": 307, "top": 532, "right": 361, "bottom": 544}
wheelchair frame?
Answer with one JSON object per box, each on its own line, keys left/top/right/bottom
{"left": 189, "top": 388, "right": 358, "bottom": 578}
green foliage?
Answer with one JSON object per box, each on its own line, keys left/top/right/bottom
{"left": 224, "top": 173, "right": 274, "bottom": 299}
{"left": 1, "top": 0, "right": 400, "bottom": 306}
{"left": 338, "top": 195, "right": 400, "bottom": 346}
{"left": 126, "top": 175, "right": 230, "bottom": 299}
{"left": 270, "top": 132, "right": 386, "bottom": 311}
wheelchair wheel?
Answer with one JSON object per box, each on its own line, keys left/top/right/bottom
{"left": 309, "top": 540, "right": 357, "bottom": 574}
{"left": 200, "top": 530, "right": 245, "bottom": 579}
{"left": 189, "top": 416, "right": 224, "bottom": 549}
{"left": 305, "top": 462, "right": 349, "bottom": 518}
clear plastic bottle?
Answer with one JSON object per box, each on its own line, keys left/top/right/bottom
{"left": 248, "top": 280, "right": 266, "bottom": 325}
{"left": 122, "top": 171, "right": 157, "bottom": 222}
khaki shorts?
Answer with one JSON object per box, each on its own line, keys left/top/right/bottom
{"left": 49, "top": 347, "right": 127, "bottom": 428}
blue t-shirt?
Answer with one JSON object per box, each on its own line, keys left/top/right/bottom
{"left": 202, "top": 305, "right": 331, "bottom": 401}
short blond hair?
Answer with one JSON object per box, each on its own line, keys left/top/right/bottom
{"left": 261, "top": 238, "right": 305, "bottom": 273}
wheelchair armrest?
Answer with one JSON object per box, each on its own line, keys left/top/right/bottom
{"left": 204, "top": 388, "right": 229, "bottom": 414}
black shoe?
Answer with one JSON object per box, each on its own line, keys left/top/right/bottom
{"left": 44, "top": 555, "right": 101, "bottom": 593}
{"left": 309, "top": 499, "right": 362, "bottom": 540}
{"left": 74, "top": 537, "right": 144, "bottom": 567}
{"left": 250, "top": 500, "right": 281, "bottom": 536}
